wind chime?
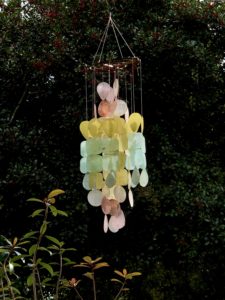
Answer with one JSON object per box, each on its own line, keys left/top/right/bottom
{"left": 79, "top": 14, "right": 148, "bottom": 233}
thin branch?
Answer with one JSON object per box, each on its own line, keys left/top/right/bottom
{"left": 92, "top": 273, "right": 96, "bottom": 300}
{"left": 9, "top": 84, "right": 29, "bottom": 125}
{"left": 74, "top": 286, "right": 84, "bottom": 300}
{"left": 113, "top": 280, "right": 126, "bottom": 300}
{"left": 55, "top": 249, "right": 63, "bottom": 299}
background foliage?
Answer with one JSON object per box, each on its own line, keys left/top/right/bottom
{"left": 1, "top": 0, "right": 225, "bottom": 298}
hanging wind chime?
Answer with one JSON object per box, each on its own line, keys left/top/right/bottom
{"left": 79, "top": 14, "right": 148, "bottom": 233}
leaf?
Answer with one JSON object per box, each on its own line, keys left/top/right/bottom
{"left": 9, "top": 261, "right": 14, "bottom": 273}
{"left": 130, "top": 272, "right": 142, "bottom": 277}
{"left": 40, "top": 221, "right": 48, "bottom": 235}
{"left": 92, "top": 257, "right": 103, "bottom": 264}
{"left": 27, "top": 273, "right": 33, "bottom": 287}
{"left": 93, "top": 262, "right": 109, "bottom": 270}
{"left": 17, "top": 240, "right": 30, "bottom": 247}
{"left": 0, "top": 248, "right": 9, "bottom": 254}
{"left": 22, "top": 231, "right": 38, "bottom": 239}
{"left": 31, "top": 209, "right": 44, "bottom": 218}
{"left": 48, "top": 245, "right": 60, "bottom": 251}
{"left": 114, "top": 270, "right": 125, "bottom": 278}
{"left": 49, "top": 205, "right": 58, "bottom": 216}
{"left": 39, "top": 261, "right": 54, "bottom": 276}
{"left": 83, "top": 272, "right": 93, "bottom": 280}
{"left": 73, "top": 264, "right": 90, "bottom": 268}
{"left": 45, "top": 235, "right": 61, "bottom": 247}
{"left": 11, "top": 254, "right": 28, "bottom": 262}
{"left": 123, "top": 268, "right": 127, "bottom": 276}
{"left": 62, "top": 247, "right": 77, "bottom": 252}
{"left": 11, "top": 286, "right": 21, "bottom": 295}
{"left": 13, "top": 237, "right": 18, "bottom": 246}
{"left": 63, "top": 259, "right": 77, "bottom": 266}
{"left": 56, "top": 210, "right": 68, "bottom": 217}
{"left": 48, "top": 189, "right": 65, "bottom": 199}
{"left": 29, "top": 244, "right": 37, "bottom": 256}
{"left": 38, "top": 246, "right": 52, "bottom": 255}
{"left": 0, "top": 235, "right": 12, "bottom": 245}
{"left": 111, "top": 278, "right": 123, "bottom": 284}
{"left": 83, "top": 256, "right": 92, "bottom": 263}
{"left": 27, "top": 198, "right": 43, "bottom": 203}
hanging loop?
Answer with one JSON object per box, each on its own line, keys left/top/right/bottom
{"left": 92, "top": 13, "right": 136, "bottom": 64}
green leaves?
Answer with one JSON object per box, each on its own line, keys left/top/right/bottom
{"left": 31, "top": 209, "right": 45, "bottom": 218}
{"left": 40, "top": 221, "right": 48, "bottom": 235}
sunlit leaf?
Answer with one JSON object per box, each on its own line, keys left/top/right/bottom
{"left": 48, "top": 189, "right": 65, "bottom": 199}
{"left": 83, "top": 272, "right": 93, "bottom": 280}
{"left": 114, "top": 270, "right": 125, "bottom": 278}
{"left": 130, "top": 272, "right": 142, "bottom": 276}
{"left": 93, "top": 262, "right": 109, "bottom": 270}
{"left": 12, "top": 237, "right": 18, "bottom": 246}
{"left": 111, "top": 278, "right": 123, "bottom": 284}
{"left": 123, "top": 268, "right": 127, "bottom": 276}
{"left": 73, "top": 264, "right": 90, "bottom": 268}
{"left": 92, "top": 257, "right": 102, "bottom": 264}
{"left": 83, "top": 256, "right": 92, "bottom": 263}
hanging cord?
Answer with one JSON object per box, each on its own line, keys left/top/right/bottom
{"left": 110, "top": 18, "right": 136, "bottom": 57}
{"left": 92, "top": 15, "right": 111, "bottom": 64}
{"left": 111, "top": 18, "right": 123, "bottom": 58}
{"left": 85, "top": 66, "right": 88, "bottom": 120}
{"left": 93, "top": 13, "right": 136, "bottom": 64}
{"left": 139, "top": 59, "right": 143, "bottom": 116}
{"left": 125, "top": 72, "right": 128, "bottom": 103}
{"left": 92, "top": 67, "right": 97, "bottom": 118}
{"left": 132, "top": 58, "right": 135, "bottom": 112}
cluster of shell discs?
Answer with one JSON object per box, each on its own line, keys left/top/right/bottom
{"left": 80, "top": 79, "right": 148, "bottom": 233}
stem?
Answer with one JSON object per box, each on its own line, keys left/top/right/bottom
{"left": 36, "top": 267, "right": 45, "bottom": 300}
{"left": 74, "top": 286, "right": 84, "bottom": 300}
{"left": 113, "top": 280, "right": 126, "bottom": 300}
{"left": 32, "top": 204, "right": 49, "bottom": 300}
{"left": 55, "top": 249, "right": 63, "bottom": 300}
{"left": 0, "top": 277, "right": 6, "bottom": 300}
{"left": 92, "top": 273, "right": 96, "bottom": 300}
{"left": 3, "top": 254, "right": 15, "bottom": 300}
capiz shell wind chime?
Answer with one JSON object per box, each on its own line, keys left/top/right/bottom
{"left": 79, "top": 14, "right": 148, "bottom": 233}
